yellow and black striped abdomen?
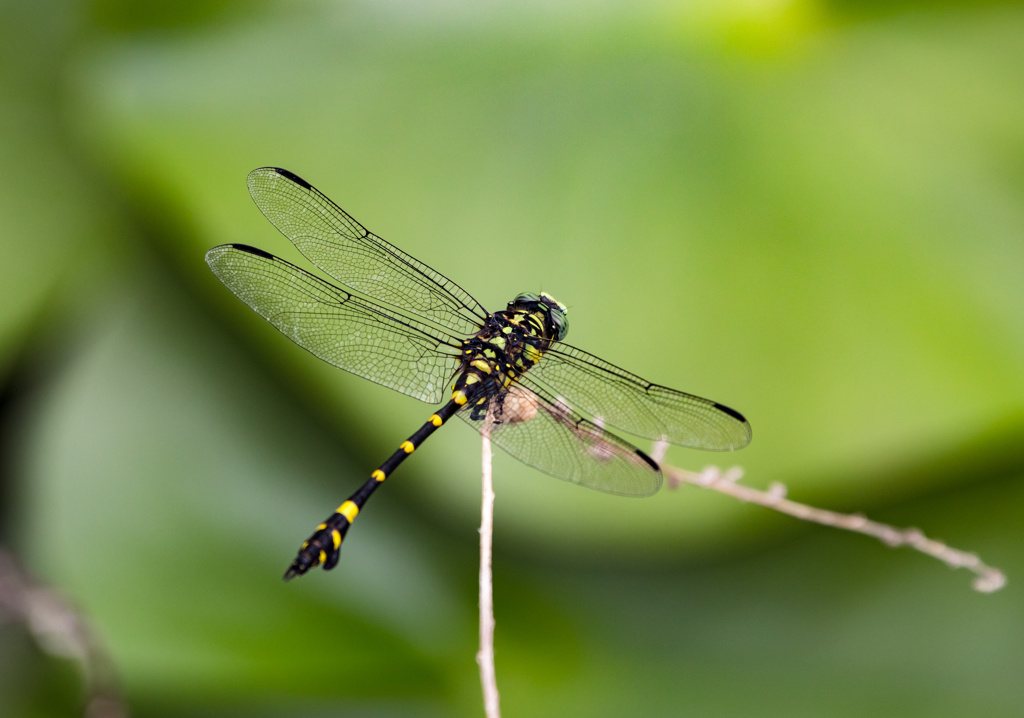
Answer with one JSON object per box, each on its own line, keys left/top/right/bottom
{"left": 283, "top": 397, "right": 463, "bottom": 580}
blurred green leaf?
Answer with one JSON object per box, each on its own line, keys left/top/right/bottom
{"left": 0, "top": 625, "right": 81, "bottom": 718}
{"left": 88, "top": 0, "right": 264, "bottom": 34}
{"left": 0, "top": 1, "right": 117, "bottom": 381}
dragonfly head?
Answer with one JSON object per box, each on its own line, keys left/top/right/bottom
{"left": 510, "top": 292, "right": 569, "bottom": 341}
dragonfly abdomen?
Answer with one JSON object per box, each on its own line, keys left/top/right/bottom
{"left": 283, "top": 396, "right": 465, "bottom": 580}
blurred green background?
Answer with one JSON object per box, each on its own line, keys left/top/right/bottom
{"left": 1, "top": 0, "right": 1023, "bottom": 715}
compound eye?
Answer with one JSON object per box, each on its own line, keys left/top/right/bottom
{"left": 550, "top": 312, "right": 569, "bottom": 341}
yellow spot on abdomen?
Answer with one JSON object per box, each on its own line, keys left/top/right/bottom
{"left": 401, "top": 440, "right": 415, "bottom": 454}
{"left": 316, "top": 523, "right": 327, "bottom": 531}
{"left": 337, "top": 500, "right": 360, "bottom": 522}
{"left": 454, "top": 390, "right": 468, "bottom": 405}
{"left": 430, "top": 414, "right": 443, "bottom": 427}
{"left": 332, "top": 529, "right": 341, "bottom": 548}
{"left": 372, "top": 469, "right": 386, "bottom": 482}
{"left": 319, "top": 550, "right": 326, "bottom": 565}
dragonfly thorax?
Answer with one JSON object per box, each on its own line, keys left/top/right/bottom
{"left": 452, "top": 302, "right": 563, "bottom": 408}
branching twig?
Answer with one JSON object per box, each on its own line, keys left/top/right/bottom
{"left": 468, "top": 436, "right": 1005, "bottom": 718}
{"left": 657, "top": 459, "right": 1006, "bottom": 593}
{"left": 0, "top": 547, "right": 128, "bottom": 717}
{"left": 477, "top": 411, "right": 501, "bottom": 718}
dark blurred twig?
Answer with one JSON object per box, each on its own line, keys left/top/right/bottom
{"left": 0, "top": 547, "right": 128, "bottom": 717}
{"left": 477, "top": 414, "right": 501, "bottom": 718}
{"left": 655, "top": 458, "right": 1007, "bottom": 593}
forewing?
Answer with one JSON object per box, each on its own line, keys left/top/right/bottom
{"left": 247, "top": 167, "right": 488, "bottom": 335}
{"left": 457, "top": 384, "right": 662, "bottom": 498}
{"left": 206, "top": 244, "right": 462, "bottom": 403}
{"left": 524, "top": 343, "right": 751, "bottom": 451}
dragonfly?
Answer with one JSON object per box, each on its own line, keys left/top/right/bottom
{"left": 206, "top": 168, "right": 752, "bottom": 580}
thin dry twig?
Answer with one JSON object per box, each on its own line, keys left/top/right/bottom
{"left": 0, "top": 547, "right": 128, "bottom": 717}
{"left": 656, "top": 458, "right": 1006, "bottom": 593}
{"left": 477, "top": 411, "right": 501, "bottom": 718}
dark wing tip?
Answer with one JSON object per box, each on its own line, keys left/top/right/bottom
{"left": 635, "top": 448, "right": 660, "bottom": 471}
{"left": 226, "top": 243, "right": 275, "bottom": 260}
{"left": 246, "top": 167, "right": 314, "bottom": 199}
{"left": 712, "top": 402, "right": 746, "bottom": 423}
{"left": 270, "top": 167, "right": 312, "bottom": 189}
{"left": 711, "top": 402, "right": 752, "bottom": 450}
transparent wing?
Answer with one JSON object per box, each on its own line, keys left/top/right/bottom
{"left": 524, "top": 343, "right": 751, "bottom": 451}
{"left": 457, "top": 384, "right": 662, "bottom": 498}
{"left": 206, "top": 244, "right": 463, "bottom": 404}
{"left": 247, "top": 167, "right": 489, "bottom": 336}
